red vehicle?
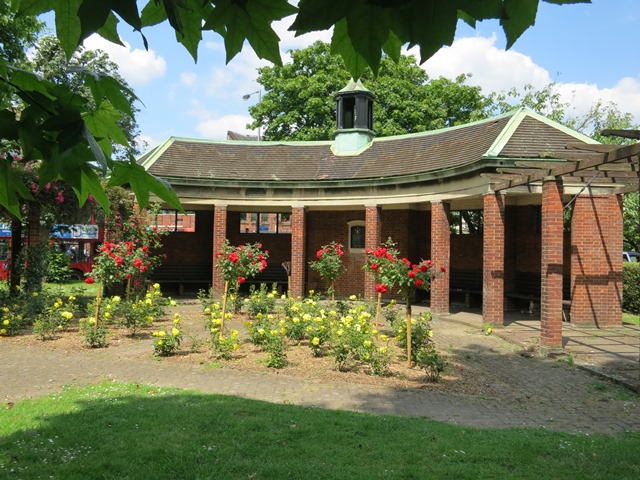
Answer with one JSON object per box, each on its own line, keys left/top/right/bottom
{"left": 0, "top": 223, "right": 104, "bottom": 281}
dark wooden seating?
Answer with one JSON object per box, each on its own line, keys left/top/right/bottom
{"left": 449, "top": 269, "right": 483, "bottom": 306}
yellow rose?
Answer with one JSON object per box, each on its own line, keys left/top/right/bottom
{"left": 312, "top": 337, "right": 320, "bottom": 346}
{"left": 158, "top": 331, "right": 166, "bottom": 337}
{"left": 157, "top": 340, "right": 163, "bottom": 346}
{"left": 2, "top": 319, "right": 9, "bottom": 326}
{"left": 32, "top": 291, "right": 38, "bottom": 297}
{"left": 171, "top": 327, "right": 180, "bottom": 336}
{"left": 153, "top": 283, "right": 160, "bottom": 290}
{"left": 0, "top": 328, "right": 6, "bottom": 335}
{"left": 349, "top": 295, "right": 357, "bottom": 301}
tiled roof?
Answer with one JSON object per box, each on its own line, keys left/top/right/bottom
{"left": 141, "top": 109, "right": 595, "bottom": 185}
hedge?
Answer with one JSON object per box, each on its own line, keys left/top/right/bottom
{"left": 622, "top": 262, "right": 640, "bottom": 314}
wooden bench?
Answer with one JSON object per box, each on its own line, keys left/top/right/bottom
{"left": 506, "top": 271, "right": 572, "bottom": 320}
{"left": 449, "top": 269, "right": 483, "bottom": 307}
{"left": 244, "top": 265, "right": 289, "bottom": 293}
{"left": 150, "top": 264, "right": 212, "bottom": 295}
{"left": 505, "top": 271, "right": 540, "bottom": 314}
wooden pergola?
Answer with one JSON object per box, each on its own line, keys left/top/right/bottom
{"left": 484, "top": 132, "right": 639, "bottom": 351}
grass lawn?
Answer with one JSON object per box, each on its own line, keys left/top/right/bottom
{"left": 1, "top": 382, "right": 638, "bottom": 479}
{"left": 622, "top": 312, "right": 640, "bottom": 325}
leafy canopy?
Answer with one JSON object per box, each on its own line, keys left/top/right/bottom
{"left": 249, "top": 41, "right": 492, "bottom": 141}
{"left": 1, "top": 0, "right": 589, "bottom": 218}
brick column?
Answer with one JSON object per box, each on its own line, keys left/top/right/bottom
{"left": 364, "top": 204, "right": 382, "bottom": 300}
{"left": 541, "top": 178, "right": 564, "bottom": 351}
{"left": 212, "top": 204, "right": 227, "bottom": 299}
{"left": 483, "top": 193, "right": 505, "bottom": 326}
{"left": 570, "top": 194, "right": 623, "bottom": 326}
{"left": 290, "top": 206, "right": 306, "bottom": 298}
{"left": 430, "top": 201, "right": 450, "bottom": 314}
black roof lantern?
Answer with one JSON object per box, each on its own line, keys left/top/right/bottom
{"left": 335, "top": 79, "right": 375, "bottom": 132}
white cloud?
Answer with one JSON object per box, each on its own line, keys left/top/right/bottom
{"left": 195, "top": 114, "right": 255, "bottom": 139}
{"left": 136, "top": 134, "right": 160, "bottom": 154}
{"left": 419, "top": 35, "right": 551, "bottom": 93}
{"left": 179, "top": 72, "right": 197, "bottom": 87}
{"left": 419, "top": 34, "right": 640, "bottom": 123}
{"left": 556, "top": 77, "right": 640, "bottom": 122}
{"left": 83, "top": 35, "right": 167, "bottom": 86}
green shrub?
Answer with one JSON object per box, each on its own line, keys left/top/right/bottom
{"left": 46, "top": 251, "right": 73, "bottom": 283}
{"left": 623, "top": 263, "right": 640, "bottom": 314}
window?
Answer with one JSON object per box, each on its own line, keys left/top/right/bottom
{"left": 450, "top": 210, "right": 483, "bottom": 235}
{"left": 348, "top": 220, "right": 365, "bottom": 252}
{"left": 239, "top": 213, "right": 291, "bottom": 234}
{"left": 155, "top": 210, "right": 196, "bottom": 232}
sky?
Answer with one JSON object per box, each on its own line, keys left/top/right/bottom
{"left": 65, "top": 0, "right": 640, "bottom": 154}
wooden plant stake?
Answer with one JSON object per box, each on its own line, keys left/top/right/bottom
{"left": 94, "top": 282, "right": 103, "bottom": 332}
{"left": 406, "top": 311, "right": 412, "bottom": 368}
{"left": 375, "top": 291, "right": 382, "bottom": 333}
{"left": 219, "top": 280, "right": 229, "bottom": 337}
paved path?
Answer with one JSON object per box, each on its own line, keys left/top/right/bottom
{"left": 1, "top": 305, "right": 638, "bottom": 435}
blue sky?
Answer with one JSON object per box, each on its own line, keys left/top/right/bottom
{"left": 69, "top": 0, "right": 639, "bottom": 153}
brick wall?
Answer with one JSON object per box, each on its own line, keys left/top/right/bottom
{"left": 161, "top": 210, "right": 213, "bottom": 264}
{"left": 541, "top": 179, "right": 564, "bottom": 349}
{"left": 570, "top": 194, "right": 622, "bottom": 326}
{"left": 483, "top": 193, "right": 505, "bottom": 325}
{"left": 431, "top": 202, "right": 450, "bottom": 313}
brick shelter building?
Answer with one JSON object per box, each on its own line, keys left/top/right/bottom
{"left": 140, "top": 81, "right": 639, "bottom": 351}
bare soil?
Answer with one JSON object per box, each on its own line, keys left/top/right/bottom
{"left": 1, "top": 300, "right": 523, "bottom": 398}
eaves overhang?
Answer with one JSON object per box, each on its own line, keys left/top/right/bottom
{"left": 153, "top": 156, "right": 529, "bottom": 192}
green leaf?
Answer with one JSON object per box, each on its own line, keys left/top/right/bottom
{"left": 108, "top": 160, "right": 183, "bottom": 211}
{"left": 174, "top": 1, "right": 207, "bottom": 62}
{"left": 0, "top": 110, "right": 19, "bottom": 140}
{"left": 83, "top": 101, "right": 129, "bottom": 156}
{"left": 401, "top": 2, "right": 458, "bottom": 63}
{"left": 206, "top": 0, "right": 291, "bottom": 65}
{"left": 330, "top": 19, "right": 369, "bottom": 79}
{"left": 77, "top": 67, "right": 138, "bottom": 117}
{"left": 9, "top": 67, "right": 58, "bottom": 101}
{"left": 141, "top": 0, "right": 169, "bottom": 27}
{"left": 95, "top": 13, "right": 124, "bottom": 46}
{"left": 501, "top": 0, "right": 539, "bottom": 49}
{"left": 54, "top": 0, "right": 83, "bottom": 59}
{"left": 81, "top": 124, "right": 109, "bottom": 173}
{"left": 0, "top": 156, "right": 34, "bottom": 218}
{"left": 13, "top": 0, "right": 52, "bottom": 16}
{"left": 290, "top": 0, "right": 346, "bottom": 34}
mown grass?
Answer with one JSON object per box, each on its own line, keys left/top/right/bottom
{"left": 622, "top": 312, "right": 640, "bottom": 325}
{"left": 1, "top": 382, "right": 638, "bottom": 480}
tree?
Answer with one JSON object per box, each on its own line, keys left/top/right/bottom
{"left": 250, "top": 41, "right": 492, "bottom": 141}
{"left": 29, "top": 35, "right": 144, "bottom": 158}
{"left": 495, "top": 83, "right": 640, "bottom": 252}
{"left": 0, "top": 0, "right": 590, "bottom": 218}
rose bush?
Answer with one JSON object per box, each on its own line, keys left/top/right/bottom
{"left": 309, "top": 242, "right": 345, "bottom": 300}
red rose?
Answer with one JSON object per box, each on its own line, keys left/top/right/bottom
{"left": 420, "top": 264, "right": 428, "bottom": 272}
{"left": 238, "top": 276, "right": 246, "bottom": 284}
{"left": 375, "top": 283, "right": 388, "bottom": 294}
{"left": 415, "top": 279, "right": 423, "bottom": 287}
{"left": 316, "top": 249, "right": 324, "bottom": 259}
{"left": 440, "top": 266, "right": 446, "bottom": 273}
{"left": 84, "top": 277, "right": 95, "bottom": 284}
{"left": 371, "top": 263, "right": 379, "bottom": 271}
{"left": 408, "top": 271, "right": 416, "bottom": 279}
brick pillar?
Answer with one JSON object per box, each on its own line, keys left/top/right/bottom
{"left": 364, "top": 204, "right": 382, "bottom": 300}
{"left": 483, "top": 193, "right": 505, "bottom": 326}
{"left": 290, "top": 206, "right": 306, "bottom": 298}
{"left": 212, "top": 204, "right": 227, "bottom": 298}
{"left": 430, "top": 201, "right": 450, "bottom": 314}
{"left": 570, "top": 194, "right": 623, "bottom": 326}
{"left": 541, "top": 178, "right": 564, "bottom": 351}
